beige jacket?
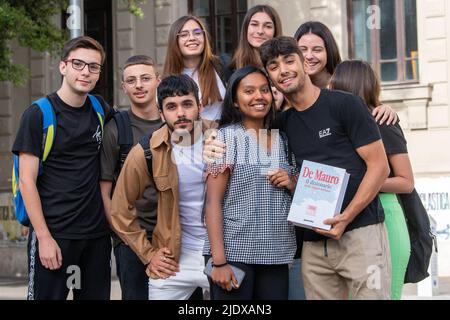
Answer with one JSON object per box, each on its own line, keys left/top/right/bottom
{"left": 110, "top": 120, "right": 216, "bottom": 279}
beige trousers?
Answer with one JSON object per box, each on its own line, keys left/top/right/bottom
{"left": 301, "top": 223, "right": 391, "bottom": 300}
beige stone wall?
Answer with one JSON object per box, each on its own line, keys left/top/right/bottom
{"left": 387, "top": 0, "right": 450, "bottom": 177}
{"left": 0, "top": 43, "right": 59, "bottom": 196}
{"left": 114, "top": 0, "right": 188, "bottom": 107}
{"left": 248, "top": 0, "right": 309, "bottom": 37}
{"left": 0, "top": 37, "right": 60, "bottom": 242}
{"left": 154, "top": 0, "right": 188, "bottom": 69}
{"left": 114, "top": 0, "right": 157, "bottom": 107}
{"left": 0, "top": 82, "right": 13, "bottom": 195}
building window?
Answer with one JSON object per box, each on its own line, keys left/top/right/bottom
{"left": 188, "top": 0, "right": 247, "bottom": 55}
{"left": 348, "top": 0, "right": 419, "bottom": 83}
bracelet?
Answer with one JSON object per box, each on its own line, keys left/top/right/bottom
{"left": 212, "top": 261, "right": 228, "bottom": 268}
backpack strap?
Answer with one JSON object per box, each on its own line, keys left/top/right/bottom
{"left": 113, "top": 110, "right": 134, "bottom": 169}
{"left": 88, "top": 94, "right": 105, "bottom": 132}
{"left": 11, "top": 156, "right": 19, "bottom": 199}
{"left": 138, "top": 133, "right": 153, "bottom": 177}
{"left": 279, "top": 131, "right": 295, "bottom": 167}
{"left": 34, "top": 97, "right": 57, "bottom": 162}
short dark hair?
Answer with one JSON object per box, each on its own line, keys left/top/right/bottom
{"left": 219, "top": 66, "right": 277, "bottom": 129}
{"left": 294, "top": 21, "right": 342, "bottom": 75}
{"left": 122, "top": 55, "right": 157, "bottom": 80}
{"left": 157, "top": 74, "right": 200, "bottom": 109}
{"left": 124, "top": 55, "right": 155, "bottom": 69}
{"left": 61, "top": 36, "right": 105, "bottom": 64}
{"left": 259, "top": 36, "right": 303, "bottom": 68}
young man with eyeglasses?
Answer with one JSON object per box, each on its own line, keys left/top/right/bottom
{"left": 12, "top": 36, "right": 113, "bottom": 300}
{"left": 100, "top": 55, "right": 162, "bottom": 299}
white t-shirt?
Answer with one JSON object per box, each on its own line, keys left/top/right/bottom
{"left": 172, "top": 135, "right": 206, "bottom": 251}
{"left": 183, "top": 67, "right": 226, "bottom": 121}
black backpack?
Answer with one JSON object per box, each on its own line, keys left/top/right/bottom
{"left": 113, "top": 110, "right": 134, "bottom": 169}
{"left": 138, "top": 133, "right": 153, "bottom": 176}
{"left": 111, "top": 110, "right": 153, "bottom": 188}
{"left": 397, "top": 190, "right": 437, "bottom": 283}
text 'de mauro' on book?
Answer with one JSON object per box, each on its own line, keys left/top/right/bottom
{"left": 288, "top": 160, "right": 350, "bottom": 230}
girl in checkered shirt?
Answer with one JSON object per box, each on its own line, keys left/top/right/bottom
{"left": 203, "top": 66, "right": 297, "bottom": 300}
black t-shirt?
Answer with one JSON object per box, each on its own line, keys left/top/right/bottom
{"left": 12, "top": 92, "right": 113, "bottom": 239}
{"left": 379, "top": 122, "right": 407, "bottom": 155}
{"left": 278, "top": 89, "right": 385, "bottom": 242}
{"left": 378, "top": 121, "right": 408, "bottom": 178}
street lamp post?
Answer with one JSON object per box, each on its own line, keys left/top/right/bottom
{"left": 67, "top": 0, "right": 84, "bottom": 39}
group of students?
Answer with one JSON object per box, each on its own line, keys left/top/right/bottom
{"left": 12, "top": 4, "right": 414, "bottom": 300}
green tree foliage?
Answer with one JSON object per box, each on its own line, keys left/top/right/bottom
{"left": 127, "top": 0, "right": 146, "bottom": 19}
{"left": 0, "top": 0, "right": 68, "bottom": 85}
{"left": 0, "top": 0, "right": 146, "bottom": 86}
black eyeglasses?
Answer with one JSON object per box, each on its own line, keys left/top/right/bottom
{"left": 64, "top": 59, "right": 102, "bottom": 74}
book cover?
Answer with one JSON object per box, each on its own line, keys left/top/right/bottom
{"left": 288, "top": 160, "right": 350, "bottom": 230}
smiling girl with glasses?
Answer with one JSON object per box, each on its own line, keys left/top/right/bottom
{"left": 163, "top": 15, "right": 232, "bottom": 122}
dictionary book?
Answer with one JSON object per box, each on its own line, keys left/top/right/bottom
{"left": 288, "top": 160, "right": 350, "bottom": 230}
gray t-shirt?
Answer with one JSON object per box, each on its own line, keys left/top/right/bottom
{"left": 101, "top": 109, "right": 162, "bottom": 246}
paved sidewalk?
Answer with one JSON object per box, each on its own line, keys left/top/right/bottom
{"left": 0, "top": 278, "right": 122, "bottom": 300}
{"left": 1, "top": 277, "right": 449, "bottom": 300}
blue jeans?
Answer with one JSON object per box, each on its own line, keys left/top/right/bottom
{"left": 288, "top": 258, "right": 306, "bottom": 300}
{"left": 114, "top": 243, "right": 148, "bottom": 300}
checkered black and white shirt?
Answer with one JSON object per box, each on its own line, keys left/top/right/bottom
{"left": 203, "top": 123, "right": 297, "bottom": 265}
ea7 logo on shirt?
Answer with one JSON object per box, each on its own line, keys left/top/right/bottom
{"left": 319, "top": 128, "right": 332, "bottom": 139}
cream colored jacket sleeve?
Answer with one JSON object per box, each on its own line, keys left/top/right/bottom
{"left": 110, "top": 143, "right": 155, "bottom": 265}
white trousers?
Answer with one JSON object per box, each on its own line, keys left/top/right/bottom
{"left": 148, "top": 248, "right": 209, "bottom": 300}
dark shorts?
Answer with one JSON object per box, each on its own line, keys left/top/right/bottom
{"left": 27, "top": 232, "right": 111, "bottom": 300}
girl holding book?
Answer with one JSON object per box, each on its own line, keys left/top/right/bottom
{"left": 330, "top": 60, "right": 413, "bottom": 300}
